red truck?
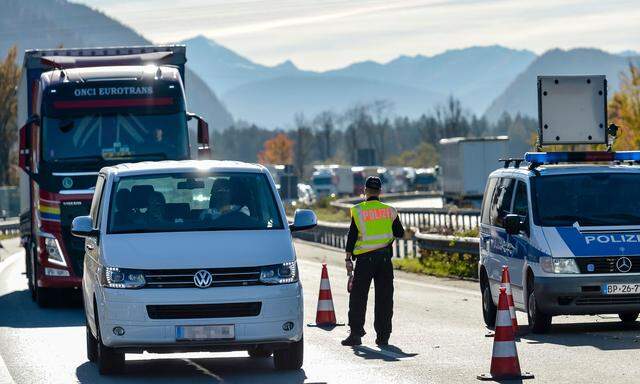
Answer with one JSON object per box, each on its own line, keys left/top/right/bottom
{"left": 17, "top": 45, "right": 211, "bottom": 306}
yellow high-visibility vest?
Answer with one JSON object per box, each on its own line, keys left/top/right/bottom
{"left": 350, "top": 200, "right": 397, "bottom": 255}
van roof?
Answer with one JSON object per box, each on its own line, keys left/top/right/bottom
{"left": 490, "top": 163, "right": 640, "bottom": 178}
{"left": 101, "top": 160, "right": 267, "bottom": 177}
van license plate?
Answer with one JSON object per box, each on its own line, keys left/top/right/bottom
{"left": 603, "top": 284, "right": 640, "bottom": 295}
{"left": 176, "top": 325, "right": 235, "bottom": 340}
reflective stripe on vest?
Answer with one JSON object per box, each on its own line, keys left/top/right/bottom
{"left": 350, "top": 200, "right": 397, "bottom": 255}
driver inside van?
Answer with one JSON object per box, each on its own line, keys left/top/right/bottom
{"left": 200, "top": 178, "right": 250, "bottom": 222}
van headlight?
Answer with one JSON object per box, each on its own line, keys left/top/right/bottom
{"left": 540, "top": 257, "right": 580, "bottom": 274}
{"left": 100, "top": 266, "right": 146, "bottom": 289}
{"left": 260, "top": 262, "right": 298, "bottom": 284}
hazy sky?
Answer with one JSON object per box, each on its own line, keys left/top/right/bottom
{"left": 74, "top": 0, "right": 639, "bottom": 70}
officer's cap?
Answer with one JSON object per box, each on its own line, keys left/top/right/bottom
{"left": 365, "top": 176, "right": 382, "bottom": 190}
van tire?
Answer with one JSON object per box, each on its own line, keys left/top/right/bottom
{"left": 480, "top": 273, "right": 497, "bottom": 328}
{"left": 527, "top": 287, "right": 552, "bottom": 334}
{"left": 274, "top": 337, "right": 303, "bottom": 370}
{"left": 248, "top": 347, "right": 272, "bottom": 358}
{"left": 94, "top": 306, "right": 124, "bottom": 375}
{"left": 86, "top": 324, "right": 98, "bottom": 362}
{"left": 618, "top": 312, "right": 639, "bottom": 324}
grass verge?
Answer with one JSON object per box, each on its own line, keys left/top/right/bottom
{"left": 393, "top": 250, "right": 478, "bottom": 280}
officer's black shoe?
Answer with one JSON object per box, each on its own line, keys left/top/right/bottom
{"left": 375, "top": 336, "right": 389, "bottom": 346}
{"left": 341, "top": 334, "right": 362, "bottom": 346}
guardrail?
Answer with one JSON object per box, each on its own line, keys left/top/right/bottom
{"left": 331, "top": 193, "right": 481, "bottom": 231}
{"left": 0, "top": 218, "right": 20, "bottom": 236}
{"left": 292, "top": 218, "right": 479, "bottom": 258}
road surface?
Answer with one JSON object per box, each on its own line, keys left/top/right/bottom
{"left": 1, "top": 239, "right": 640, "bottom": 383}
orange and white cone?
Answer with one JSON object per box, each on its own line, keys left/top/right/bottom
{"left": 315, "top": 263, "right": 337, "bottom": 326}
{"left": 500, "top": 266, "right": 519, "bottom": 334}
{"left": 478, "top": 287, "right": 534, "bottom": 381}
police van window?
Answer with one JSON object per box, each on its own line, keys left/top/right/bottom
{"left": 490, "top": 178, "right": 515, "bottom": 228}
{"left": 481, "top": 178, "right": 498, "bottom": 225}
{"left": 512, "top": 181, "right": 529, "bottom": 217}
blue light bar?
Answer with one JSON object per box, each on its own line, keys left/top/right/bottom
{"left": 524, "top": 151, "right": 640, "bottom": 164}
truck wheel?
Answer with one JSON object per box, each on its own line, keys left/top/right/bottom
{"left": 248, "top": 346, "right": 272, "bottom": 358}
{"left": 86, "top": 324, "right": 98, "bottom": 362}
{"left": 527, "top": 288, "right": 552, "bottom": 334}
{"left": 27, "top": 246, "right": 35, "bottom": 300}
{"left": 94, "top": 308, "right": 124, "bottom": 375}
{"left": 618, "top": 312, "right": 639, "bottom": 325}
{"left": 33, "top": 261, "right": 53, "bottom": 308}
{"left": 481, "top": 273, "right": 496, "bottom": 328}
{"left": 273, "top": 337, "right": 303, "bottom": 370}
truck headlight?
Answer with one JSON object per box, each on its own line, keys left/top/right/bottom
{"left": 540, "top": 257, "right": 580, "bottom": 274}
{"left": 41, "top": 233, "right": 66, "bottom": 266}
{"left": 100, "top": 266, "right": 146, "bottom": 289}
{"left": 260, "top": 262, "right": 298, "bottom": 284}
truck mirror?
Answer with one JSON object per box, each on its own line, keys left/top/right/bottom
{"left": 19, "top": 114, "right": 41, "bottom": 173}
{"left": 197, "top": 118, "right": 211, "bottom": 159}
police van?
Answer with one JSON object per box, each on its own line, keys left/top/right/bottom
{"left": 479, "top": 75, "right": 640, "bottom": 333}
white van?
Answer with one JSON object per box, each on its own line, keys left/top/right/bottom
{"left": 479, "top": 152, "right": 640, "bottom": 334}
{"left": 72, "top": 160, "right": 317, "bottom": 374}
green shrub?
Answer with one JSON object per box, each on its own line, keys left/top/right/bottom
{"left": 393, "top": 249, "right": 478, "bottom": 279}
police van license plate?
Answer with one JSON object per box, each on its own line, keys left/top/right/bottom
{"left": 176, "top": 325, "right": 235, "bottom": 340}
{"left": 603, "top": 284, "right": 640, "bottom": 295}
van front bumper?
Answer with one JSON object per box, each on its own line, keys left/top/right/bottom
{"left": 535, "top": 275, "right": 640, "bottom": 315}
{"left": 96, "top": 283, "right": 303, "bottom": 352}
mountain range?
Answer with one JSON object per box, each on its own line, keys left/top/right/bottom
{"left": 1, "top": 0, "right": 233, "bottom": 130}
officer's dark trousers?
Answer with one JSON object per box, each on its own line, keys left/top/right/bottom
{"left": 348, "top": 247, "right": 394, "bottom": 338}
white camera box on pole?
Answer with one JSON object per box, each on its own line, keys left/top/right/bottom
{"left": 538, "top": 75, "right": 607, "bottom": 145}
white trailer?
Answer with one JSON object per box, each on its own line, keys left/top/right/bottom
{"left": 312, "top": 165, "right": 354, "bottom": 196}
{"left": 438, "top": 136, "right": 509, "bottom": 199}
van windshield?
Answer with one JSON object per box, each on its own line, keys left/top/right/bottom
{"left": 108, "top": 172, "right": 283, "bottom": 233}
{"left": 532, "top": 173, "right": 640, "bottom": 226}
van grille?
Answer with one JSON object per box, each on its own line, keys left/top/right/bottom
{"left": 143, "top": 267, "right": 261, "bottom": 288}
{"left": 575, "top": 257, "right": 640, "bottom": 274}
{"left": 147, "top": 302, "right": 262, "bottom": 319}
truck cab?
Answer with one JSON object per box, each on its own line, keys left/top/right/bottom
{"left": 18, "top": 46, "right": 210, "bottom": 306}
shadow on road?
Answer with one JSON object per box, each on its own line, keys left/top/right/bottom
{"left": 0, "top": 289, "right": 84, "bottom": 328}
{"left": 522, "top": 320, "right": 640, "bottom": 351}
{"left": 76, "top": 356, "right": 309, "bottom": 383}
{"left": 351, "top": 344, "right": 418, "bottom": 361}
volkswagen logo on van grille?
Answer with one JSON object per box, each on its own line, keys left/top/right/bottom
{"left": 194, "top": 270, "right": 213, "bottom": 288}
{"left": 616, "top": 257, "right": 632, "bottom": 273}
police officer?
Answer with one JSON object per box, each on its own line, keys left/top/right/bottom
{"left": 341, "top": 176, "right": 405, "bottom": 346}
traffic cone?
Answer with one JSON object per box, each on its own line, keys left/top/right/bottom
{"left": 478, "top": 287, "right": 534, "bottom": 381}
{"left": 315, "top": 263, "right": 337, "bottom": 326}
{"left": 500, "top": 266, "right": 519, "bottom": 334}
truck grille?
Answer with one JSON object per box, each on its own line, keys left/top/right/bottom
{"left": 144, "top": 267, "right": 262, "bottom": 288}
{"left": 60, "top": 201, "right": 92, "bottom": 277}
{"left": 147, "top": 302, "right": 262, "bottom": 319}
{"left": 575, "top": 295, "right": 640, "bottom": 306}
{"left": 575, "top": 257, "right": 640, "bottom": 274}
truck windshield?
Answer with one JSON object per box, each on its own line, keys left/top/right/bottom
{"left": 532, "top": 173, "right": 640, "bottom": 226}
{"left": 313, "top": 176, "right": 332, "bottom": 185}
{"left": 108, "top": 172, "right": 283, "bottom": 234}
{"left": 42, "top": 112, "right": 189, "bottom": 163}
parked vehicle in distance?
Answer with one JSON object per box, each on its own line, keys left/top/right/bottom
{"left": 72, "top": 160, "right": 316, "bottom": 375}
{"left": 0, "top": 209, "right": 6, "bottom": 221}
{"left": 479, "top": 152, "right": 640, "bottom": 334}
{"left": 311, "top": 165, "right": 353, "bottom": 197}
{"left": 297, "top": 183, "right": 317, "bottom": 206}
{"left": 17, "top": 45, "right": 211, "bottom": 307}
{"left": 413, "top": 168, "right": 438, "bottom": 191}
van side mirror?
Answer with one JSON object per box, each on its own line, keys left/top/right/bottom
{"left": 19, "top": 114, "right": 40, "bottom": 172}
{"left": 290, "top": 209, "right": 317, "bottom": 232}
{"left": 504, "top": 214, "right": 525, "bottom": 235}
{"left": 187, "top": 112, "right": 211, "bottom": 159}
{"left": 71, "top": 216, "right": 99, "bottom": 238}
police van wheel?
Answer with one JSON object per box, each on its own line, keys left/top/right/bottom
{"left": 527, "top": 289, "right": 552, "bottom": 334}
{"left": 481, "top": 275, "right": 496, "bottom": 328}
{"left": 618, "top": 312, "right": 639, "bottom": 324}
{"left": 274, "top": 337, "right": 303, "bottom": 370}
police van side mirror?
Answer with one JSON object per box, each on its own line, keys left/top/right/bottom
{"left": 504, "top": 214, "right": 525, "bottom": 235}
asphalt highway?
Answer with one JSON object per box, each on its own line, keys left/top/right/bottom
{"left": 2, "top": 239, "right": 640, "bottom": 383}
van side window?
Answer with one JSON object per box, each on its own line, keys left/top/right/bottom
{"left": 490, "top": 178, "right": 515, "bottom": 228}
{"left": 90, "top": 175, "right": 106, "bottom": 228}
{"left": 512, "top": 181, "right": 529, "bottom": 217}
{"left": 481, "top": 178, "right": 498, "bottom": 225}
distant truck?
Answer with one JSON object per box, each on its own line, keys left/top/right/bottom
{"left": 311, "top": 165, "right": 354, "bottom": 196}
{"left": 413, "top": 168, "right": 438, "bottom": 191}
{"left": 438, "top": 136, "right": 508, "bottom": 201}
{"left": 17, "top": 45, "right": 211, "bottom": 306}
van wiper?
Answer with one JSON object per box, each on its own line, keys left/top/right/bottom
{"left": 112, "top": 152, "right": 168, "bottom": 160}
{"left": 541, "top": 215, "right": 610, "bottom": 226}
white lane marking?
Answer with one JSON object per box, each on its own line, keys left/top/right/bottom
{"left": 298, "top": 258, "right": 480, "bottom": 298}
{"left": 0, "top": 251, "right": 22, "bottom": 277}
{"left": 182, "top": 358, "right": 223, "bottom": 382}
